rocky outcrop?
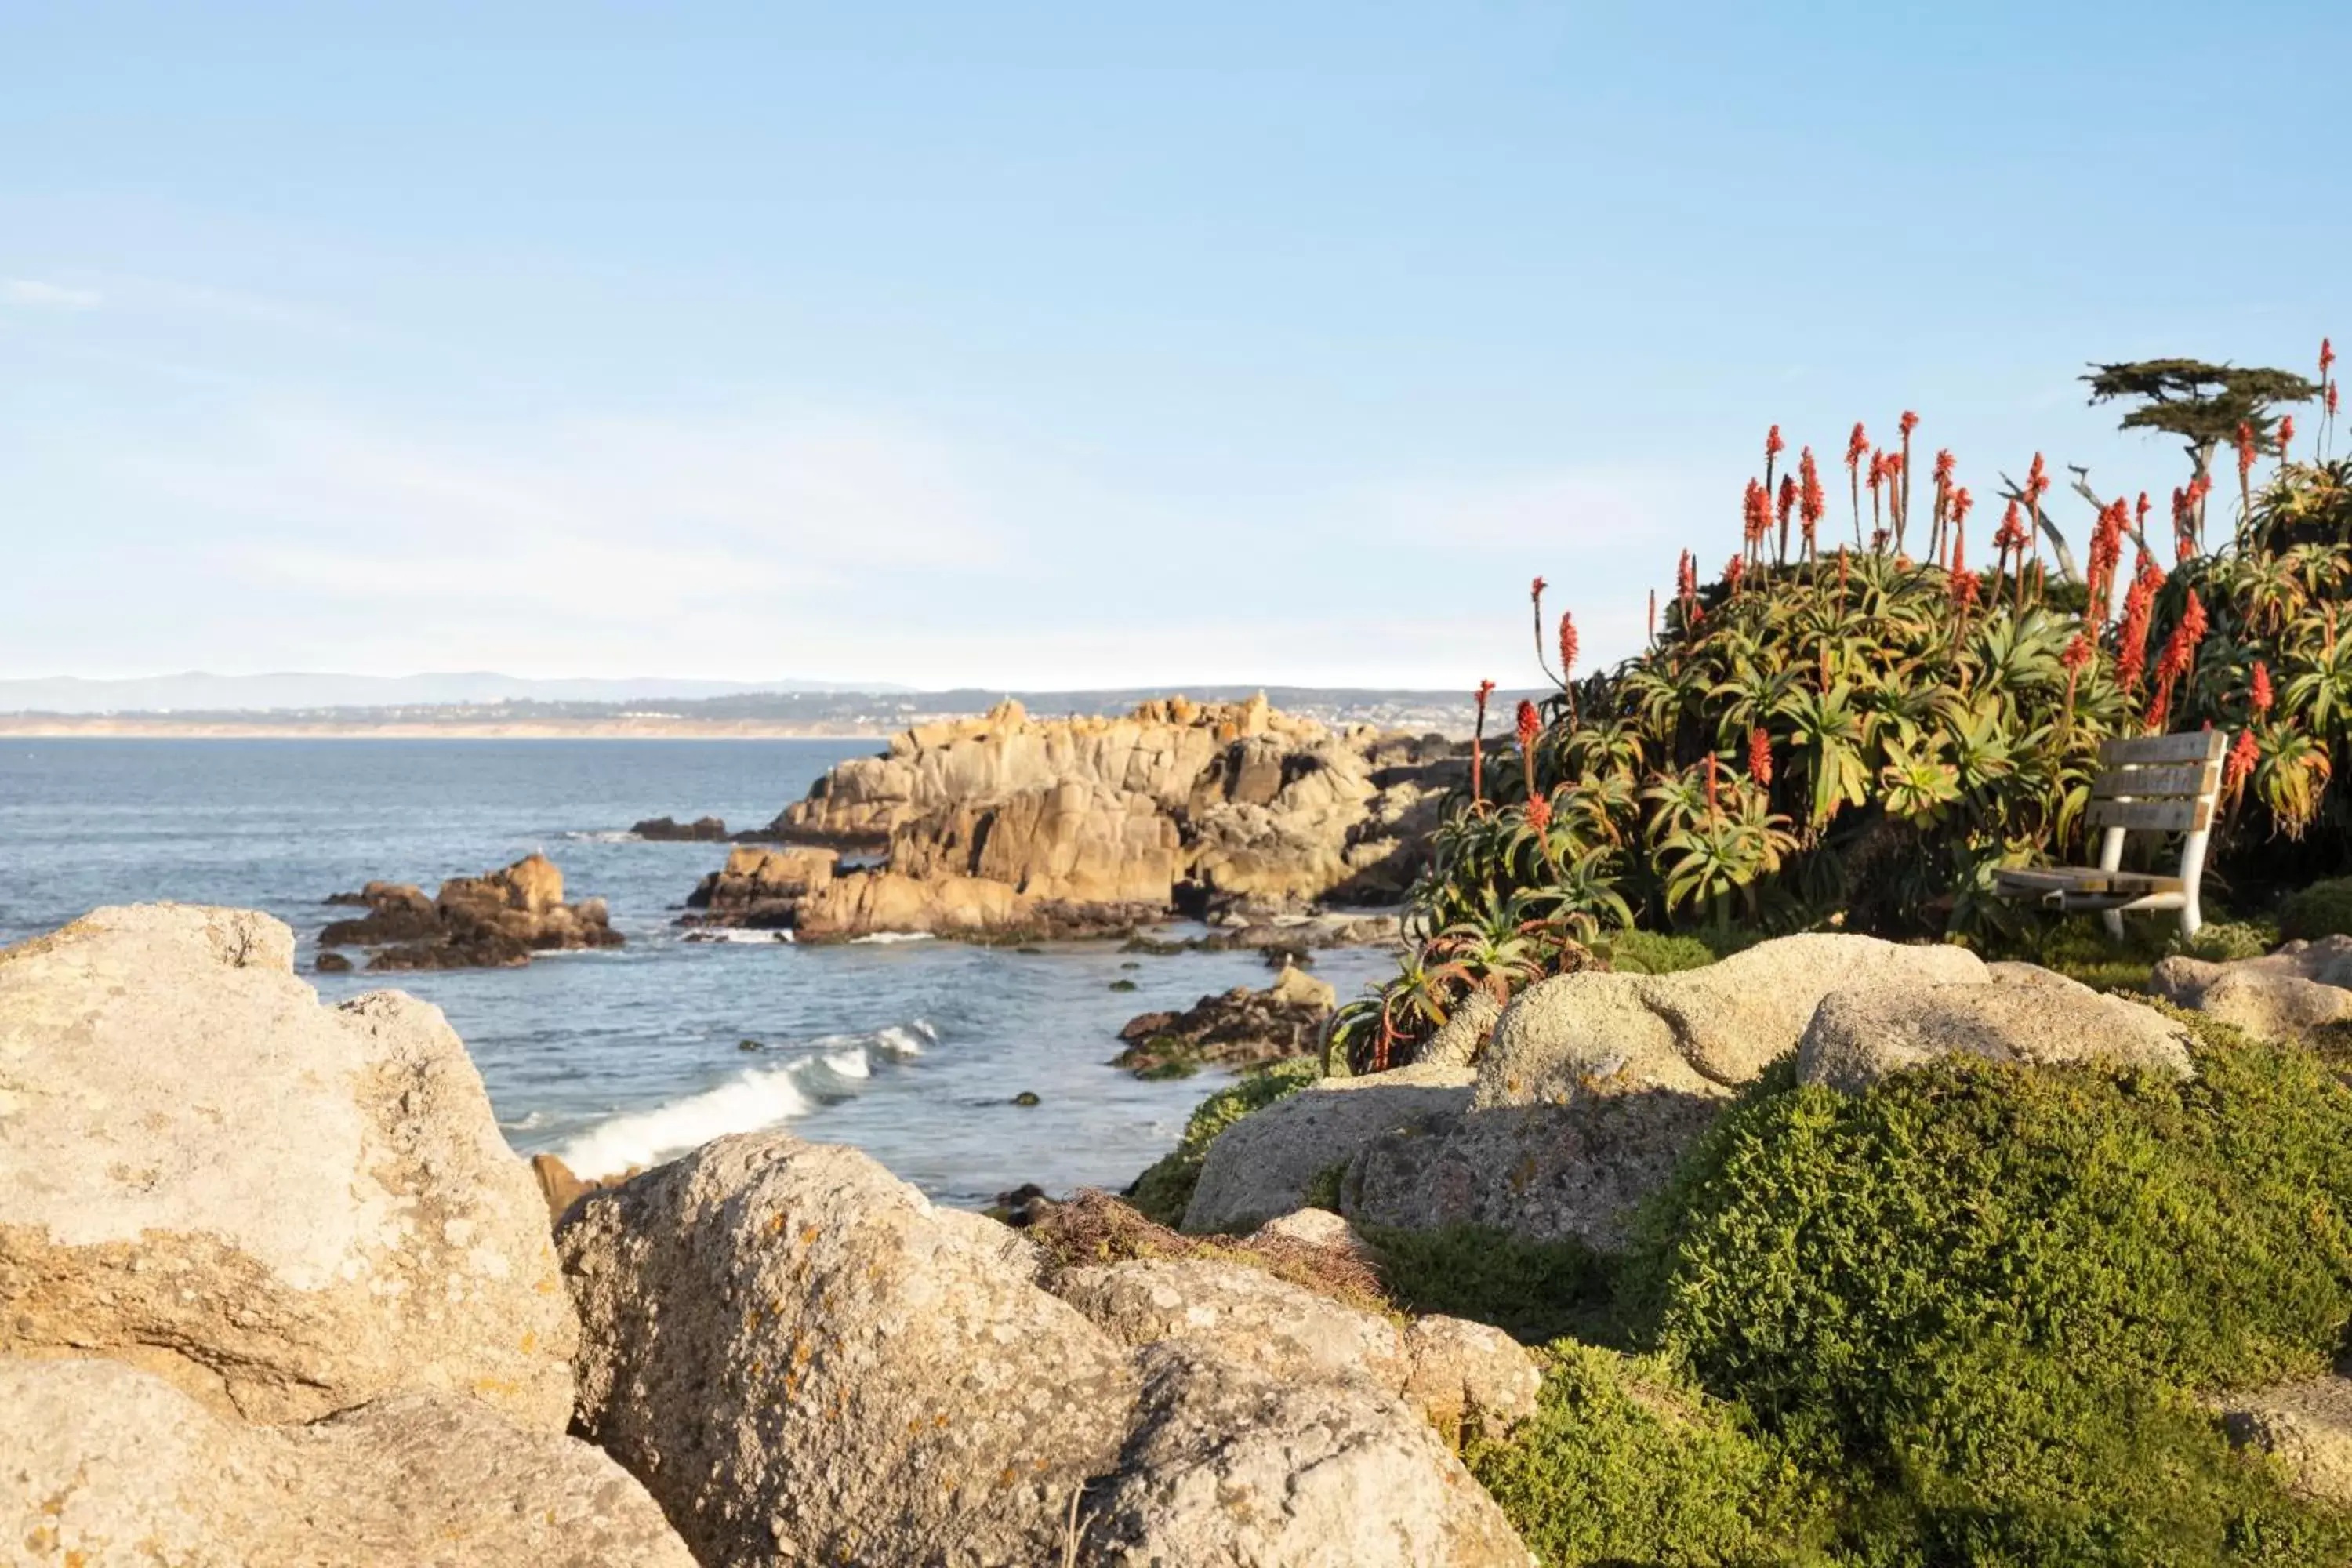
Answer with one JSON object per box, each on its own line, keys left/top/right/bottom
{"left": 559, "top": 1132, "right": 1140, "bottom": 1567}
{"left": 1476, "top": 934, "right": 1988, "bottom": 1108}
{"left": 1343, "top": 1092, "right": 1726, "bottom": 1250}
{"left": 0, "top": 904, "right": 579, "bottom": 1428}
{"left": 1056, "top": 1257, "right": 1410, "bottom": 1388}
{"left": 1796, "top": 964, "right": 2194, "bottom": 1092}
{"left": 1184, "top": 1062, "right": 1475, "bottom": 1233}
{"left": 684, "top": 844, "right": 841, "bottom": 927}
{"left": 1083, "top": 1340, "right": 1532, "bottom": 1566}
{"left": 1112, "top": 964, "right": 1337, "bottom": 1075}
{"left": 2217, "top": 1374, "right": 2352, "bottom": 1508}
{"left": 321, "top": 852, "right": 622, "bottom": 968}
{"left": 2, "top": 1357, "right": 694, "bottom": 1566}
{"left": 692, "top": 696, "right": 1463, "bottom": 938}
{"left": 1403, "top": 1314, "right": 1545, "bottom": 1442}
{"left": 2151, "top": 935, "right": 2352, "bottom": 1044}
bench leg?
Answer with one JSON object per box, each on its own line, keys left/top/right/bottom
{"left": 2176, "top": 826, "right": 2210, "bottom": 945}
{"left": 2097, "top": 828, "right": 2127, "bottom": 944}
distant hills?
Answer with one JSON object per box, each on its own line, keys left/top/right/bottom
{"left": 0, "top": 674, "right": 1499, "bottom": 736}
{"left": 0, "top": 672, "right": 907, "bottom": 715}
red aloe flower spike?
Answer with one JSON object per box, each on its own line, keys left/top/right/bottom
{"left": 1777, "top": 474, "right": 1798, "bottom": 563}
{"left": 2331, "top": 382, "right": 2342, "bottom": 418}
{"left": 2117, "top": 570, "right": 2154, "bottom": 691}
{"left": 2224, "top": 727, "right": 2259, "bottom": 800}
{"left": 1894, "top": 413, "right": 1918, "bottom": 550}
{"left": 1798, "top": 447, "right": 1824, "bottom": 561}
{"left": 1524, "top": 795, "right": 1552, "bottom": 833}
{"left": 2252, "top": 660, "right": 2274, "bottom": 714}
{"left": 1515, "top": 698, "right": 1541, "bottom": 751}
{"left": 1724, "top": 555, "right": 1745, "bottom": 595}
{"left": 2280, "top": 414, "right": 2296, "bottom": 459}
{"left": 2325, "top": 337, "right": 2337, "bottom": 379}
{"left": 1766, "top": 424, "right": 1785, "bottom": 459}
{"left": 2060, "top": 630, "right": 2094, "bottom": 727}
{"left": 1557, "top": 611, "right": 1581, "bottom": 724}
{"left": 1748, "top": 726, "right": 1773, "bottom": 786}
{"left": 1647, "top": 587, "right": 1657, "bottom": 642}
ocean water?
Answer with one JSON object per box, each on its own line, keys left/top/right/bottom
{"left": 0, "top": 738, "right": 1398, "bottom": 1206}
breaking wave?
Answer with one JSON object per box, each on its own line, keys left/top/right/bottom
{"left": 546, "top": 1021, "right": 935, "bottom": 1177}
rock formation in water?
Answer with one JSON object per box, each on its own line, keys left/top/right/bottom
{"left": 1112, "top": 964, "right": 1338, "bottom": 1076}
{"left": 630, "top": 814, "right": 731, "bottom": 840}
{"left": 322, "top": 851, "right": 622, "bottom": 968}
{"left": 688, "top": 694, "right": 1465, "bottom": 939}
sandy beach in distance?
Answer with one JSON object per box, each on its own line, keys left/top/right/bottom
{"left": 0, "top": 718, "right": 897, "bottom": 740}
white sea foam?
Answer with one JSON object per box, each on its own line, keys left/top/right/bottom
{"left": 551, "top": 1064, "right": 820, "bottom": 1178}
{"left": 685, "top": 927, "right": 796, "bottom": 944}
{"left": 560, "top": 829, "right": 637, "bottom": 844}
{"left": 548, "top": 1022, "right": 931, "bottom": 1177}
{"left": 851, "top": 931, "right": 935, "bottom": 944}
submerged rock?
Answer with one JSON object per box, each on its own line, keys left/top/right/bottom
{"left": 321, "top": 852, "right": 622, "bottom": 968}
{"left": 0, "top": 904, "right": 579, "bottom": 1429}
{"left": 632, "top": 813, "right": 731, "bottom": 840}
{"left": 559, "top": 1131, "right": 1138, "bottom": 1566}
{"left": 1, "top": 1357, "right": 694, "bottom": 1567}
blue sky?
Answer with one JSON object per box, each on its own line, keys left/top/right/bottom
{"left": 4, "top": 2, "right": 2347, "bottom": 690}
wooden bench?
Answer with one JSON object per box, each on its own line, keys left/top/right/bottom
{"left": 1993, "top": 729, "right": 2227, "bottom": 941}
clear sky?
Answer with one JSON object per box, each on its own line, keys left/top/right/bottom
{"left": 5, "top": 2, "right": 2347, "bottom": 691}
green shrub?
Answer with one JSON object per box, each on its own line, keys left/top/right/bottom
{"left": 1598, "top": 928, "right": 1721, "bottom": 976}
{"left": 1363, "top": 1223, "right": 1622, "bottom": 1347}
{"left": 1123, "top": 1058, "right": 1318, "bottom": 1228}
{"left": 2187, "top": 919, "right": 2281, "bottom": 962}
{"left": 2279, "top": 877, "right": 2352, "bottom": 942}
{"left": 1465, "top": 1341, "right": 1826, "bottom": 1566}
{"left": 1621, "top": 1011, "right": 2352, "bottom": 1564}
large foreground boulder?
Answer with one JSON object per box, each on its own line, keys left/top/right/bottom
{"left": 559, "top": 1132, "right": 1139, "bottom": 1566}
{"left": 1479, "top": 934, "right": 1988, "bottom": 1108}
{"left": 0, "top": 905, "right": 578, "bottom": 1428}
{"left": 1182, "top": 1062, "right": 1473, "bottom": 1234}
{"left": 1083, "top": 1340, "right": 1532, "bottom": 1566}
{"left": 2151, "top": 936, "right": 2352, "bottom": 1044}
{"left": 2, "top": 1356, "right": 693, "bottom": 1566}
{"left": 1798, "top": 965, "right": 2194, "bottom": 1092}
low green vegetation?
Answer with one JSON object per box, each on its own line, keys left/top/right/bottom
{"left": 1363, "top": 1223, "right": 1621, "bottom": 1347}
{"left": 1567, "top": 1010, "right": 2352, "bottom": 1566}
{"left": 1466, "top": 1342, "right": 1828, "bottom": 1568}
{"left": 1123, "top": 1058, "right": 1316, "bottom": 1227}
{"left": 2279, "top": 877, "right": 2352, "bottom": 942}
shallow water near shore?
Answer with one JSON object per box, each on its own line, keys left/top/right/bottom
{"left": 0, "top": 738, "right": 1398, "bottom": 1206}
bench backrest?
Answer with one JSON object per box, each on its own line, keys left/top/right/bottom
{"left": 2089, "top": 730, "right": 2228, "bottom": 836}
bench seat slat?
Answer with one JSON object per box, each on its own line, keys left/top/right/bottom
{"left": 1994, "top": 866, "right": 2186, "bottom": 898}
{"left": 2085, "top": 797, "right": 2211, "bottom": 833}
{"left": 2089, "top": 762, "right": 2218, "bottom": 800}
{"left": 2100, "top": 731, "right": 2227, "bottom": 765}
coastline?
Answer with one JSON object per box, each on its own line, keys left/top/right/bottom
{"left": 0, "top": 719, "right": 898, "bottom": 740}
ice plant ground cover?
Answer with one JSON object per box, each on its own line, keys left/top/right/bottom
{"left": 1332, "top": 343, "right": 2352, "bottom": 1073}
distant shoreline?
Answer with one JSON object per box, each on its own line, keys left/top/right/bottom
{"left": 0, "top": 719, "right": 898, "bottom": 740}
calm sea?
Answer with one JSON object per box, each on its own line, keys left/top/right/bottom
{"left": 0, "top": 739, "right": 1394, "bottom": 1205}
